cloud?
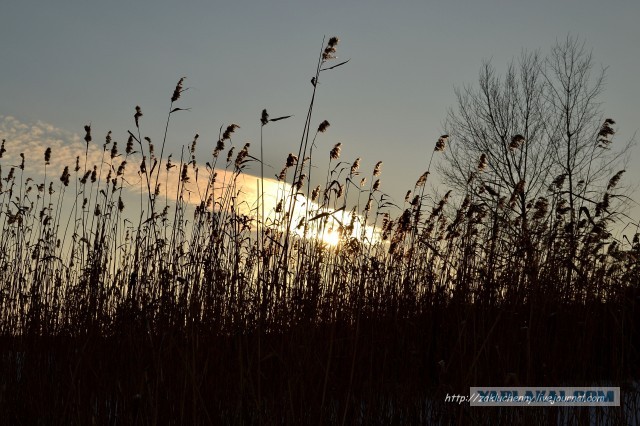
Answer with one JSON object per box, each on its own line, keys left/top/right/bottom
{"left": 166, "top": 164, "right": 381, "bottom": 244}
{"left": 0, "top": 115, "right": 380, "bottom": 245}
{"left": 0, "top": 115, "right": 90, "bottom": 173}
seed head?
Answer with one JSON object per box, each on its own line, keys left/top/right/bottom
{"left": 509, "top": 179, "right": 525, "bottom": 206}
{"left": 350, "top": 158, "right": 361, "bottom": 176}
{"left": 294, "top": 173, "right": 306, "bottom": 191}
{"left": 551, "top": 173, "right": 567, "bottom": 190}
{"left": 477, "top": 153, "right": 488, "bottom": 171}
{"left": 165, "top": 156, "right": 174, "bottom": 171}
{"left": 234, "top": 143, "right": 250, "bottom": 168}
{"left": 80, "top": 170, "right": 91, "bottom": 184}
{"left": 126, "top": 135, "right": 134, "bottom": 155}
{"left": 190, "top": 134, "right": 199, "bottom": 154}
{"left": 532, "top": 197, "right": 549, "bottom": 221}
{"left": 318, "top": 120, "right": 330, "bottom": 133}
{"left": 416, "top": 171, "right": 429, "bottom": 187}
{"left": 607, "top": 170, "right": 625, "bottom": 191}
{"left": 222, "top": 124, "right": 240, "bottom": 141}
{"left": 117, "top": 161, "right": 127, "bottom": 176}
{"left": 510, "top": 134, "right": 525, "bottom": 151}
{"left": 323, "top": 37, "right": 339, "bottom": 61}
{"left": 286, "top": 153, "right": 298, "bottom": 168}
{"left": 134, "top": 106, "right": 143, "bottom": 128}
{"left": 171, "top": 77, "right": 186, "bottom": 103}
{"left": 330, "top": 143, "right": 342, "bottom": 160}
{"left": 365, "top": 199, "right": 372, "bottom": 212}
{"left": 145, "top": 137, "right": 154, "bottom": 157}
{"left": 435, "top": 135, "right": 448, "bottom": 152}
{"left": 60, "top": 166, "right": 70, "bottom": 186}
{"left": 373, "top": 161, "right": 383, "bottom": 176}
{"left": 598, "top": 119, "right": 615, "bottom": 146}
{"left": 213, "top": 139, "right": 225, "bottom": 157}
{"left": 181, "top": 164, "right": 190, "bottom": 182}
{"left": 84, "top": 124, "right": 92, "bottom": 144}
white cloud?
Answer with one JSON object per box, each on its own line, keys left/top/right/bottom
{"left": 0, "top": 114, "right": 95, "bottom": 175}
{"left": 0, "top": 115, "right": 381, "bottom": 245}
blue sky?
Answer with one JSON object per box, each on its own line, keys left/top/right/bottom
{"left": 1, "top": 0, "right": 639, "bottom": 224}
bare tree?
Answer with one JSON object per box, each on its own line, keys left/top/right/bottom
{"left": 542, "top": 35, "right": 631, "bottom": 289}
{"left": 440, "top": 36, "right": 633, "bottom": 293}
{"left": 441, "top": 50, "right": 553, "bottom": 234}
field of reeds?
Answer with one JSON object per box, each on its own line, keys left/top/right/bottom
{"left": 1, "top": 37, "right": 639, "bottom": 425}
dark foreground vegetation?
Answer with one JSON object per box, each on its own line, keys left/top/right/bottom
{"left": 1, "top": 36, "right": 639, "bottom": 424}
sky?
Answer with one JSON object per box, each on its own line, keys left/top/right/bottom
{"left": 1, "top": 0, "right": 639, "bottom": 231}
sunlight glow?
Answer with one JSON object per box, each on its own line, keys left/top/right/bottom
{"left": 320, "top": 229, "right": 341, "bottom": 247}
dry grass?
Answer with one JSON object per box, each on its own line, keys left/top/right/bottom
{"left": 0, "top": 37, "right": 639, "bottom": 425}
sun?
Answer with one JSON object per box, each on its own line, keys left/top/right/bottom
{"left": 320, "top": 229, "right": 341, "bottom": 247}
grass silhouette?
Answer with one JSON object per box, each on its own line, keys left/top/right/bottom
{"left": 0, "top": 37, "right": 639, "bottom": 425}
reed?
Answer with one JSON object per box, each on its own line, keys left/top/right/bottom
{"left": 0, "top": 37, "right": 638, "bottom": 424}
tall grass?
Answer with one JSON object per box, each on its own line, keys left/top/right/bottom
{"left": 1, "top": 37, "right": 639, "bottom": 424}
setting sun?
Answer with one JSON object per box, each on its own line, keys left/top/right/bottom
{"left": 3, "top": 2, "right": 638, "bottom": 420}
